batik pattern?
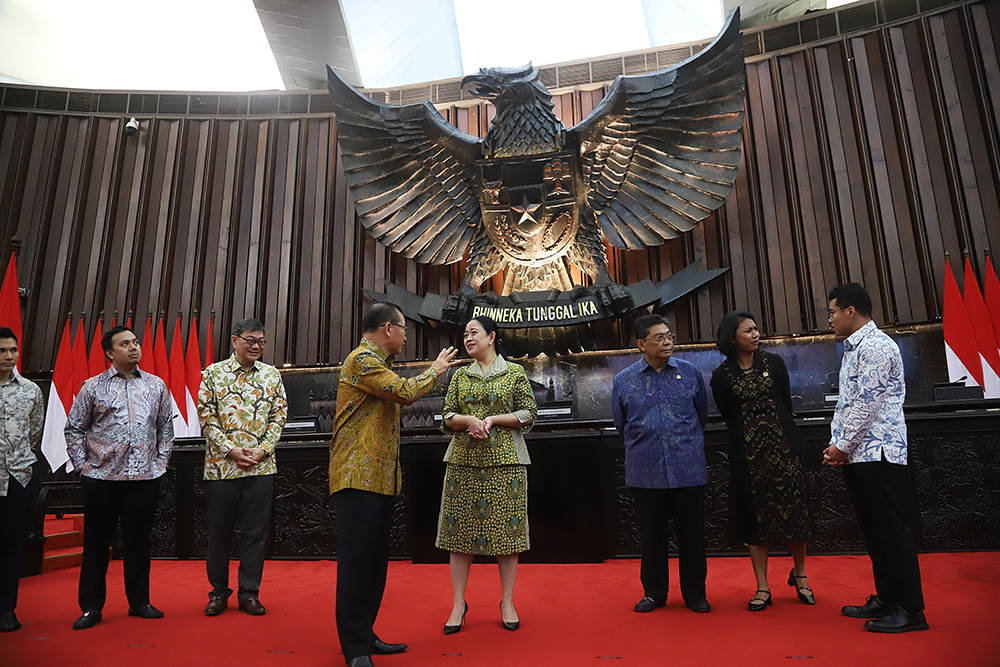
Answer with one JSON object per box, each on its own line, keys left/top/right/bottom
{"left": 199, "top": 355, "right": 287, "bottom": 480}
{"left": 65, "top": 367, "right": 174, "bottom": 480}
{"left": 330, "top": 338, "right": 440, "bottom": 495}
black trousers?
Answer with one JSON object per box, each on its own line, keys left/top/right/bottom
{"left": 632, "top": 485, "right": 708, "bottom": 604}
{"left": 78, "top": 476, "right": 161, "bottom": 612}
{"left": 205, "top": 475, "right": 274, "bottom": 602}
{"left": 0, "top": 476, "right": 30, "bottom": 612}
{"left": 843, "top": 459, "right": 925, "bottom": 613}
{"left": 333, "top": 488, "right": 395, "bottom": 662}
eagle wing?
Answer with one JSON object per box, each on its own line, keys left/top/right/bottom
{"left": 569, "top": 9, "right": 745, "bottom": 250}
{"left": 326, "top": 66, "right": 483, "bottom": 264}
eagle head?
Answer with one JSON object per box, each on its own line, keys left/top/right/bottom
{"left": 461, "top": 63, "right": 550, "bottom": 112}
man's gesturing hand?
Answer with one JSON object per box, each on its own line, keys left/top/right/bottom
{"left": 430, "top": 346, "right": 462, "bottom": 375}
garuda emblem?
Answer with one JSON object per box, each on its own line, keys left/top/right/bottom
{"left": 326, "top": 10, "right": 745, "bottom": 349}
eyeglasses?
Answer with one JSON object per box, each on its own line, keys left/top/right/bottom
{"left": 827, "top": 307, "right": 846, "bottom": 318}
{"left": 641, "top": 333, "right": 676, "bottom": 344}
{"left": 236, "top": 335, "right": 267, "bottom": 347}
{"left": 389, "top": 322, "right": 409, "bottom": 333}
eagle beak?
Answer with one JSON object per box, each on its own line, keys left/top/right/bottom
{"left": 460, "top": 75, "right": 499, "bottom": 100}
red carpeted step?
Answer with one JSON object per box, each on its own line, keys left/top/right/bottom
{"left": 41, "top": 545, "right": 83, "bottom": 572}
{"left": 45, "top": 531, "right": 83, "bottom": 550}
{"left": 44, "top": 514, "right": 85, "bottom": 536}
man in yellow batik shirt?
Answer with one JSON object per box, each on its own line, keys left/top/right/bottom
{"left": 330, "top": 302, "right": 459, "bottom": 667}
{"left": 198, "top": 318, "right": 286, "bottom": 618}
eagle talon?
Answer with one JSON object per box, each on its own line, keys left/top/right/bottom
{"left": 594, "top": 282, "right": 633, "bottom": 316}
{"left": 443, "top": 287, "right": 477, "bottom": 326}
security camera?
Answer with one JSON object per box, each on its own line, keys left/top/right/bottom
{"left": 125, "top": 117, "right": 140, "bottom": 137}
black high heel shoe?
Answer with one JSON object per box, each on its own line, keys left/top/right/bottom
{"left": 748, "top": 589, "right": 772, "bottom": 612}
{"left": 788, "top": 569, "right": 816, "bottom": 605}
{"left": 443, "top": 602, "right": 468, "bottom": 635}
{"left": 500, "top": 602, "right": 519, "bottom": 631}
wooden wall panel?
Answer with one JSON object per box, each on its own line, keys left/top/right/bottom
{"left": 1, "top": 1, "right": 998, "bottom": 371}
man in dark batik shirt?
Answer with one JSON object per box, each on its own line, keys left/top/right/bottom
{"left": 612, "top": 314, "right": 711, "bottom": 614}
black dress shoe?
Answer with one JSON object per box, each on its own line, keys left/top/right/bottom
{"left": 73, "top": 610, "right": 102, "bottom": 630}
{"left": 841, "top": 594, "right": 896, "bottom": 619}
{"left": 372, "top": 639, "right": 407, "bottom": 655}
{"left": 443, "top": 602, "right": 468, "bottom": 635}
{"left": 238, "top": 597, "right": 266, "bottom": 615}
{"left": 128, "top": 604, "right": 164, "bottom": 619}
{"left": 686, "top": 599, "right": 712, "bottom": 613}
{"left": 748, "top": 590, "right": 771, "bottom": 612}
{"left": 787, "top": 569, "right": 816, "bottom": 605}
{"left": 634, "top": 596, "right": 666, "bottom": 613}
{"left": 346, "top": 657, "right": 374, "bottom": 667}
{"left": 864, "top": 607, "right": 929, "bottom": 633}
{"left": 204, "top": 596, "right": 228, "bottom": 616}
{"left": 500, "top": 601, "right": 519, "bottom": 631}
{"left": 0, "top": 611, "right": 21, "bottom": 632}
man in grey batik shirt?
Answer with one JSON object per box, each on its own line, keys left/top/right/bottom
{"left": 0, "top": 327, "right": 44, "bottom": 633}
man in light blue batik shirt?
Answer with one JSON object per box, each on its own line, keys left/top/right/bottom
{"left": 823, "top": 282, "right": 928, "bottom": 634}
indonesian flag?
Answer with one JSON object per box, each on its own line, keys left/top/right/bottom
{"left": 154, "top": 318, "right": 187, "bottom": 437}
{"left": 138, "top": 317, "right": 155, "bottom": 375}
{"left": 88, "top": 318, "right": 107, "bottom": 378}
{"left": 72, "top": 318, "right": 90, "bottom": 391}
{"left": 0, "top": 253, "right": 22, "bottom": 371}
{"left": 943, "top": 258, "right": 983, "bottom": 387}
{"left": 963, "top": 258, "right": 1000, "bottom": 398}
{"left": 985, "top": 256, "right": 1000, "bottom": 376}
{"left": 169, "top": 317, "right": 189, "bottom": 437}
{"left": 41, "top": 320, "right": 74, "bottom": 472}
{"left": 185, "top": 316, "right": 202, "bottom": 437}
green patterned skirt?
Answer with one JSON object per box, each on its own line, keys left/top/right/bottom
{"left": 436, "top": 464, "right": 529, "bottom": 556}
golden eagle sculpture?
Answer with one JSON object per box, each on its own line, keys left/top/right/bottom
{"left": 327, "top": 10, "right": 745, "bottom": 352}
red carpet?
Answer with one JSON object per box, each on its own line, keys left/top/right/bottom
{"left": 1, "top": 553, "right": 997, "bottom": 667}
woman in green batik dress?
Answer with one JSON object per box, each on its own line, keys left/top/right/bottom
{"left": 437, "top": 315, "right": 537, "bottom": 635}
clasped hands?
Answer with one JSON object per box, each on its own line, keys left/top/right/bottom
{"left": 822, "top": 442, "right": 849, "bottom": 466}
{"left": 465, "top": 416, "right": 495, "bottom": 441}
{"left": 227, "top": 446, "right": 268, "bottom": 470}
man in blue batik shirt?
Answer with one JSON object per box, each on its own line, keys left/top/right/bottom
{"left": 823, "top": 283, "right": 928, "bottom": 634}
{"left": 612, "top": 314, "right": 711, "bottom": 614}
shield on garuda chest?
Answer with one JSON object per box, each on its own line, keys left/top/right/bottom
{"left": 476, "top": 152, "right": 579, "bottom": 269}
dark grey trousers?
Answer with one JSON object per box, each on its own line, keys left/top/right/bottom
{"left": 205, "top": 474, "right": 273, "bottom": 602}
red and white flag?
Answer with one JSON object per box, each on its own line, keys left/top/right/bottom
{"left": 0, "top": 252, "right": 22, "bottom": 371}
{"left": 963, "top": 258, "right": 1000, "bottom": 398}
{"left": 138, "top": 316, "right": 155, "bottom": 375}
{"left": 169, "top": 316, "right": 189, "bottom": 437}
{"left": 154, "top": 318, "right": 186, "bottom": 437}
{"left": 185, "top": 316, "right": 202, "bottom": 437}
{"left": 41, "top": 319, "right": 75, "bottom": 472}
{"left": 943, "top": 258, "right": 983, "bottom": 387}
{"left": 88, "top": 317, "right": 107, "bottom": 378}
{"left": 984, "top": 255, "right": 1000, "bottom": 378}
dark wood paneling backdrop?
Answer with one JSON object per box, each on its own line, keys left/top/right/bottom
{"left": 1, "top": 0, "right": 998, "bottom": 373}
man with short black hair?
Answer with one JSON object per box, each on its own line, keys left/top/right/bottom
{"left": 66, "top": 325, "right": 174, "bottom": 630}
{"left": 199, "top": 317, "right": 286, "bottom": 617}
{"left": 330, "top": 302, "right": 460, "bottom": 667}
{"left": 612, "top": 314, "right": 711, "bottom": 614}
{"left": 0, "top": 327, "right": 43, "bottom": 633}
{"left": 824, "top": 282, "right": 928, "bottom": 633}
